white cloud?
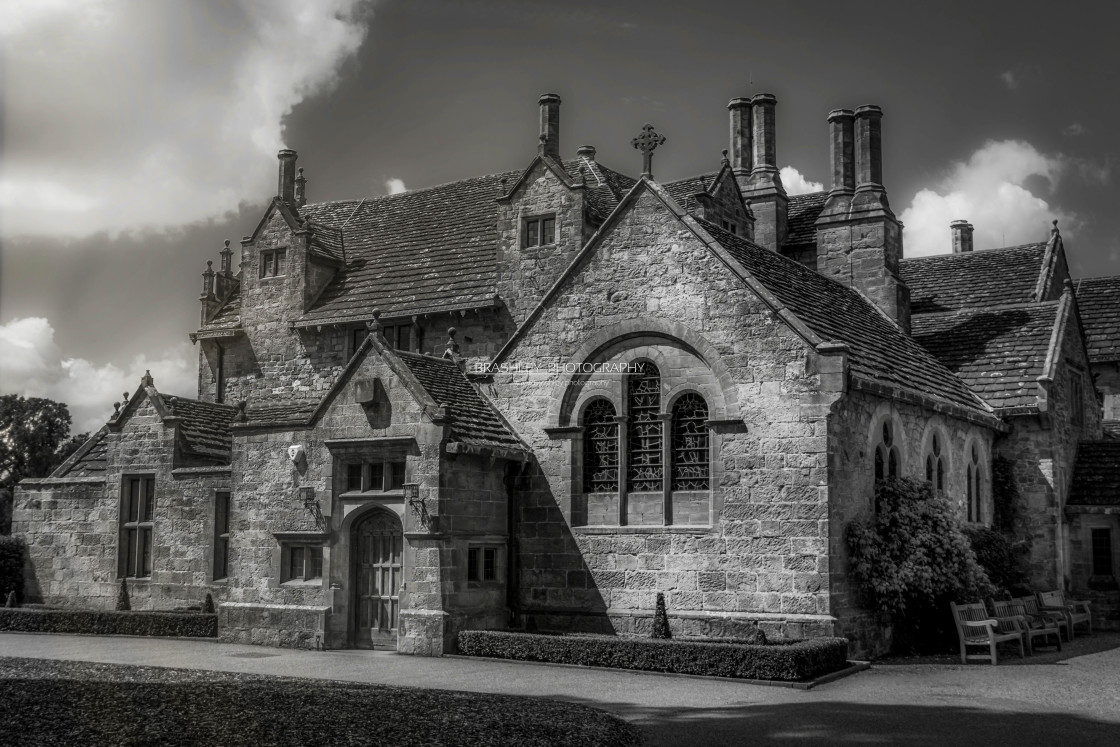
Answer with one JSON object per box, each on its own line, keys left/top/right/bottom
{"left": 0, "top": 317, "right": 196, "bottom": 433}
{"left": 1000, "top": 70, "right": 1019, "bottom": 90}
{"left": 1063, "top": 122, "right": 1089, "bottom": 137}
{"left": 780, "top": 166, "right": 824, "bottom": 196}
{"left": 899, "top": 140, "right": 1078, "bottom": 257}
{"left": 1, "top": 1, "right": 373, "bottom": 239}
{"left": 385, "top": 178, "right": 408, "bottom": 195}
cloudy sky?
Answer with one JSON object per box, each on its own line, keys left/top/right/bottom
{"left": 2, "top": 0, "right": 1117, "bottom": 432}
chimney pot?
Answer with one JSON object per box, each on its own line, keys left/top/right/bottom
{"left": 854, "top": 105, "right": 884, "bottom": 190}
{"left": 727, "top": 97, "right": 753, "bottom": 174}
{"left": 294, "top": 167, "right": 307, "bottom": 207}
{"left": 951, "top": 220, "right": 975, "bottom": 253}
{"left": 538, "top": 94, "right": 561, "bottom": 159}
{"left": 277, "top": 149, "right": 298, "bottom": 205}
{"left": 750, "top": 93, "right": 779, "bottom": 177}
{"left": 577, "top": 144, "right": 596, "bottom": 161}
{"left": 827, "top": 109, "right": 856, "bottom": 197}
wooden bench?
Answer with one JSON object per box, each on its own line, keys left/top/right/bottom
{"left": 1014, "top": 595, "right": 1069, "bottom": 642}
{"left": 989, "top": 598, "right": 1061, "bottom": 654}
{"left": 1037, "top": 590, "right": 1092, "bottom": 638}
{"left": 951, "top": 601, "right": 1026, "bottom": 664}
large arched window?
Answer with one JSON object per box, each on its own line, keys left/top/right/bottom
{"left": 627, "top": 362, "right": 663, "bottom": 492}
{"left": 671, "top": 393, "right": 709, "bottom": 491}
{"left": 966, "top": 443, "right": 982, "bottom": 522}
{"left": 874, "top": 420, "right": 900, "bottom": 482}
{"left": 582, "top": 399, "right": 619, "bottom": 493}
{"left": 925, "top": 431, "right": 946, "bottom": 492}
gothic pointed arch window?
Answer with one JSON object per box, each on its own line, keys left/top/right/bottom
{"left": 966, "top": 442, "right": 982, "bottom": 522}
{"left": 874, "top": 420, "right": 900, "bottom": 482}
{"left": 671, "top": 393, "right": 709, "bottom": 491}
{"left": 925, "top": 431, "right": 946, "bottom": 492}
{"left": 582, "top": 399, "right": 619, "bottom": 494}
{"left": 627, "top": 361, "right": 663, "bottom": 492}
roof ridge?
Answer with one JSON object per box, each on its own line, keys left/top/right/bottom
{"left": 912, "top": 299, "right": 1062, "bottom": 317}
{"left": 901, "top": 242, "right": 1047, "bottom": 262}
{"left": 301, "top": 169, "right": 523, "bottom": 213}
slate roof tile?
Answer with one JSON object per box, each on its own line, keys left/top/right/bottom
{"left": 244, "top": 402, "right": 320, "bottom": 425}
{"left": 910, "top": 304, "right": 1059, "bottom": 412}
{"left": 58, "top": 431, "right": 108, "bottom": 477}
{"left": 202, "top": 285, "right": 242, "bottom": 330}
{"left": 899, "top": 243, "right": 1048, "bottom": 315}
{"left": 397, "top": 352, "right": 523, "bottom": 450}
{"left": 1069, "top": 441, "right": 1120, "bottom": 506}
{"left": 664, "top": 173, "right": 716, "bottom": 212}
{"left": 1074, "top": 275, "right": 1120, "bottom": 363}
{"left": 298, "top": 160, "right": 635, "bottom": 326}
{"left": 700, "top": 219, "right": 989, "bottom": 414}
{"left": 1104, "top": 421, "right": 1120, "bottom": 440}
{"left": 783, "top": 192, "right": 827, "bottom": 246}
{"left": 167, "top": 397, "right": 239, "bottom": 462}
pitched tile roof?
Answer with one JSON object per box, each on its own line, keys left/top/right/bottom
{"left": 202, "top": 285, "right": 242, "bottom": 330}
{"left": 910, "top": 303, "right": 1059, "bottom": 412}
{"left": 1069, "top": 441, "right": 1120, "bottom": 506}
{"left": 1104, "top": 421, "right": 1120, "bottom": 440}
{"left": 1075, "top": 275, "right": 1120, "bottom": 362}
{"left": 783, "top": 192, "right": 827, "bottom": 247}
{"left": 699, "top": 219, "right": 990, "bottom": 414}
{"left": 243, "top": 402, "right": 320, "bottom": 426}
{"left": 664, "top": 173, "right": 716, "bottom": 212}
{"left": 297, "top": 160, "right": 635, "bottom": 325}
{"left": 396, "top": 352, "right": 524, "bottom": 450}
{"left": 57, "top": 431, "right": 108, "bottom": 478}
{"left": 899, "top": 243, "right": 1048, "bottom": 315}
{"left": 166, "top": 397, "right": 239, "bottom": 462}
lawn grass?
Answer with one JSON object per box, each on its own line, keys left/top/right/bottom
{"left": 0, "top": 657, "right": 641, "bottom": 747}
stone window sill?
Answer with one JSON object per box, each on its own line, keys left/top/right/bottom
{"left": 279, "top": 578, "right": 323, "bottom": 588}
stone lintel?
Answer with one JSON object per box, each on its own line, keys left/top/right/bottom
{"left": 16, "top": 476, "right": 105, "bottom": 487}
{"left": 544, "top": 425, "right": 583, "bottom": 439}
{"left": 171, "top": 466, "right": 232, "bottom": 477}
{"left": 272, "top": 530, "right": 330, "bottom": 541}
{"left": 323, "top": 436, "right": 416, "bottom": 451}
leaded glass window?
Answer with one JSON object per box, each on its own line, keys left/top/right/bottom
{"left": 582, "top": 399, "right": 618, "bottom": 493}
{"left": 627, "top": 362, "right": 663, "bottom": 492}
{"left": 925, "top": 432, "right": 945, "bottom": 491}
{"left": 874, "top": 420, "right": 900, "bottom": 483}
{"left": 671, "top": 393, "right": 709, "bottom": 490}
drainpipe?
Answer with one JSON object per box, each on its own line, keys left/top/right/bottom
{"left": 505, "top": 461, "right": 521, "bottom": 627}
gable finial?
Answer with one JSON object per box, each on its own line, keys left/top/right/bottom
{"left": 445, "top": 327, "right": 460, "bottom": 356}
{"left": 236, "top": 400, "right": 248, "bottom": 423}
{"left": 721, "top": 148, "right": 730, "bottom": 167}
{"left": 122, "top": 392, "right": 130, "bottom": 406}
{"left": 167, "top": 396, "right": 177, "bottom": 415}
{"left": 499, "top": 177, "right": 508, "bottom": 197}
{"left": 369, "top": 308, "right": 382, "bottom": 334}
{"left": 1051, "top": 218, "right": 1060, "bottom": 236}
{"left": 631, "top": 123, "right": 666, "bottom": 178}
{"left": 220, "top": 239, "right": 233, "bottom": 275}
{"left": 113, "top": 401, "right": 121, "bottom": 416}
{"left": 141, "top": 370, "right": 153, "bottom": 387}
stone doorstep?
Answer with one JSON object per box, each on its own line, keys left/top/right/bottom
{"left": 446, "top": 653, "right": 871, "bottom": 691}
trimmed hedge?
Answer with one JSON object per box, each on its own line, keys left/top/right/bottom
{"left": 0, "top": 608, "right": 217, "bottom": 638}
{"left": 0, "top": 536, "right": 25, "bottom": 604}
{"left": 457, "top": 630, "right": 849, "bottom": 681}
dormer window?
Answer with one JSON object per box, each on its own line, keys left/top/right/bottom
{"left": 721, "top": 219, "right": 738, "bottom": 236}
{"left": 260, "top": 248, "right": 287, "bottom": 278}
{"left": 522, "top": 214, "right": 556, "bottom": 248}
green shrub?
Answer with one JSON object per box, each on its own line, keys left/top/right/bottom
{"left": 116, "top": 578, "right": 130, "bottom": 611}
{"left": 963, "top": 525, "right": 1031, "bottom": 596}
{"left": 0, "top": 608, "right": 217, "bottom": 637}
{"left": 458, "top": 630, "right": 849, "bottom": 681}
{"left": 0, "top": 535, "right": 25, "bottom": 604}
{"left": 651, "top": 593, "right": 671, "bottom": 639}
{"left": 202, "top": 593, "right": 215, "bottom": 614}
{"left": 846, "top": 477, "right": 993, "bottom": 653}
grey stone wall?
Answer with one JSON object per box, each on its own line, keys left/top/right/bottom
{"left": 490, "top": 186, "right": 839, "bottom": 642}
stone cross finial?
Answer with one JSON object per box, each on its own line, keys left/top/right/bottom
{"left": 631, "top": 123, "right": 666, "bottom": 178}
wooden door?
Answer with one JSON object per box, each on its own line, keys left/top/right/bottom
{"left": 353, "top": 510, "right": 403, "bottom": 648}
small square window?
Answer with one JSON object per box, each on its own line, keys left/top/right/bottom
{"left": 467, "top": 545, "right": 501, "bottom": 583}
{"left": 282, "top": 544, "right": 323, "bottom": 583}
{"left": 259, "top": 248, "right": 287, "bottom": 278}
{"left": 346, "top": 463, "right": 364, "bottom": 492}
{"left": 522, "top": 215, "right": 556, "bottom": 248}
{"left": 389, "top": 462, "right": 406, "bottom": 491}
{"left": 342, "top": 459, "right": 406, "bottom": 493}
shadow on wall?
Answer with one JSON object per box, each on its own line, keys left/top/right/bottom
{"left": 558, "top": 698, "right": 1120, "bottom": 747}
{"left": 513, "top": 467, "right": 612, "bottom": 634}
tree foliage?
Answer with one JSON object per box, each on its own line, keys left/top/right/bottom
{"left": 846, "top": 477, "right": 993, "bottom": 653}
{"left": 0, "top": 395, "right": 76, "bottom": 491}
{"left": 962, "top": 525, "right": 1031, "bottom": 597}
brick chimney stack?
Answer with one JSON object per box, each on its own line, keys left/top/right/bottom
{"left": 951, "top": 221, "right": 975, "bottom": 253}
{"left": 815, "top": 104, "right": 909, "bottom": 333}
{"left": 277, "top": 149, "right": 298, "bottom": 206}
{"left": 538, "top": 94, "right": 561, "bottom": 159}
{"left": 733, "top": 93, "right": 787, "bottom": 252}
{"left": 727, "top": 97, "right": 752, "bottom": 175}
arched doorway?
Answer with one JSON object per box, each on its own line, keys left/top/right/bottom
{"left": 352, "top": 509, "right": 403, "bottom": 649}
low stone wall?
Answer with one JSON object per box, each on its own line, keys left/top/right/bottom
{"left": 218, "top": 602, "right": 330, "bottom": 649}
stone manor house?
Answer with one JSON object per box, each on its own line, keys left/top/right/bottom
{"left": 14, "top": 92, "right": 1120, "bottom": 656}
